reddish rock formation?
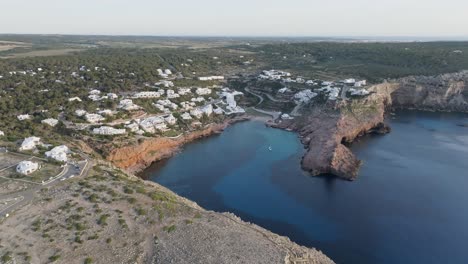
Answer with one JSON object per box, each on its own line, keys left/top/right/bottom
{"left": 271, "top": 71, "right": 468, "bottom": 180}
{"left": 107, "top": 124, "right": 226, "bottom": 173}
{"left": 270, "top": 83, "right": 397, "bottom": 180}
{"left": 107, "top": 118, "right": 248, "bottom": 173}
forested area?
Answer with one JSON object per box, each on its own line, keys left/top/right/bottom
{"left": 244, "top": 42, "right": 468, "bottom": 81}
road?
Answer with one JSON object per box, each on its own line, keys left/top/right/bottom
{"left": 245, "top": 88, "right": 281, "bottom": 119}
{"left": 0, "top": 158, "right": 92, "bottom": 219}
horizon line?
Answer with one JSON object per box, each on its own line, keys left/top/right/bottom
{"left": 1, "top": 33, "right": 468, "bottom": 40}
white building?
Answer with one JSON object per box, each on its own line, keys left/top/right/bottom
{"left": 19, "top": 137, "right": 41, "bottom": 151}
{"left": 354, "top": 80, "right": 367, "bottom": 87}
{"left": 125, "top": 122, "right": 140, "bottom": 132}
{"left": 318, "top": 86, "right": 341, "bottom": 100}
{"left": 155, "top": 80, "right": 174, "bottom": 88}
{"left": 294, "top": 90, "right": 318, "bottom": 103}
{"left": 41, "top": 118, "right": 59, "bottom": 127}
{"left": 93, "top": 126, "right": 127, "bottom": 136}
{"left": 118, "top": 99, "right": 140, "bottom": 111}
{"left": 198, "top": 76, "right": 224, "bottom": 81}
{"left": 107, "top": 93, "right": 118, "bottom": 100}
{"left": 45, "top": 145, "right": 69, "bottom": 162}
{"left": 281, "top": 113, "right": 294, "bottom": 120}
{"left": 258, "top": 70, "right": 291, "bottom": 80}
{"left": 85, "top": 113, "right": 105, "bottom": 123}
{"left": 195, "top": 87, "right": 212, "bottom": 95}
{"left": 16, "top": 161, "right": 39, "bottom": 175}
{"left": 89, "top": 89, "right": 101, "bottom": 95}
{"left": 0, "top": 131, "right": 4, "bottom": 136}
{"left": 133, "top": 91, "right": 162, "bottom": 99}
{"left": 278, "top": 87, "right": 291, "bottom": 93}
{"left": 177, "top": 88, "right": 192, "bottom": 95}
{"left": 181, "top": 112, "right": 192, "bottom": 120}
{"left": 165, "top": 115, "right": 177, "bottom": 125}
{"left": 190, "top": 108, "right": 204, "bottom": 119}
{"left": 88, "top": 94, "right": 102, "bottom": 101}
{"left": 75, "top": 109, "right": 87, "bottom": 117}
{"left": 343, "top": 78, "right": 356, "bottom": 84}
{"left": 191, "top": 97, "right": 205, "bottom": 103}
{"left": 98, "top": 109, "right": 114, "bottom": 116}
{"left": 349, "top": 88, "right": 370, "bottom": 96}
{"left": 139, "top": 116, "right": 167, "bottom": 133}
{"left": 17, "top": 114, "right": 31, "bottom": 121}
{"left": 221, "top": 90, "right": 245, "bottom": 114}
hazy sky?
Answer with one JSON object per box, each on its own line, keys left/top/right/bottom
{"left": 2, "top": 0, "right": 468, "bottom": 37}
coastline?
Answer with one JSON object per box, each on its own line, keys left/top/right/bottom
{"left": 106, "top": 115, "right": 250, "bottom": 174}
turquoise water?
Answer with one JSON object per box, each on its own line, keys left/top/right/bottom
{"left": 142, "top": 111, "right": 468, "bottom": 264}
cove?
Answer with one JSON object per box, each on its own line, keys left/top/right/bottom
{"left": 141, "top": 111, "right": 468, "bottom": 264}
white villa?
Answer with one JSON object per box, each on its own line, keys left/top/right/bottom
{"left": 195, "top": 88, "right": 212, "bottom": 95}
{"left": 45, "top": 145, "right": 69, "bottom": 162}
{"left": 190, "top": 108, "right": 204, "bottom": 119}
{"left": 155, "top": 80, "right": 174, "bottom": 88}
{"left": 98, "top": 109, "right": 114, "bottom": 116}
{"left": 181, "top": 112, "right": 192, "bottom": 120}
{"left": 198, "top": 76, "right": 224, "bottom": 81}
{"left": 16, "top": 161, "right": 40, "bottom": 175}
{"left": 118, "top": 99, "right": 140, "bottom": 111}
{"left": 0, "top": 131, "right": 4, "bottom": 136}
{"left": 258, "top": 70, "right": 291, "bottom": 80}
{"left": 133, "top": 91, "right": 162, "bottom": 99}
{"left": 93, "top": 126, "right": 127, "bottom": 135}
{"left": 41, "top": 118, "right": 59, "bottom": 127}
{"left": 139, "top": 116, "right": 167, "bottom": 133}
{"left": 294, "top": 89, "right": 318, "bottom": 103}
{"left": 17, "top": 114, "right": 31, "bottom": 121}
{"left": 349, "top": 88, "right": 370, "bottom": 96}
{"left": 19, "top": 137, "right": 41, "bottom": 151}
{"left": 75, "top": 109, "right": 87, "bottom": 117}
{"left": 165, "top": 114, "right": 177, "bottom": 125}
{"left": 85, "top": 113, "right": 105, "bottom": 123}
{"left": 278, "top": 87, "right": 291, "bottom": 93}
{"left": 125, "top": 122, "right": 140, "bottom": 132}
{"left": 177, "top": 88, "right": 192, "bottom": 95}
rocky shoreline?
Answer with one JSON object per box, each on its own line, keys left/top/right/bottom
{"left": 107, "top": 116, "right": 250, "bottom": 174}
{"left": 269, "top": 71, "right": 468, "bottom": 180}
{"left": 107, "top": 72, "right": 468, "bottom": 181}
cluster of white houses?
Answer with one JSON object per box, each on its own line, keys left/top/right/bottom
{"left": 15, "top": 138, "right": 70, "bottom": 175}
{"left": 259, "top": 69, "right": 371, "bottom": 104}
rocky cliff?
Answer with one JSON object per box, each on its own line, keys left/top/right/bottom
{"left": 107, "top": 123, "right": 229, "bottom": 173}
{"left": 271, "top": 71, "right": 468, "bottom": 180}
{"left": 270, "top": 82, "right": 397, "bottom": 180}
{"left": 390, "top": 71, "right": 468, "bottom": 112}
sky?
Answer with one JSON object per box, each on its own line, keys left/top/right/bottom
{"left": 1, "top": 0, "right": 468, "bottom": 38}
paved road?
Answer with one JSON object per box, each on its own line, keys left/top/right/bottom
{"left": 245, "top": 88, "right": 281, "bottom": 119}
{"left": 0, "top": 159, "right": 92, "bottom": 219}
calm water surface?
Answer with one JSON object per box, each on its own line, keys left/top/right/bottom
{"left": 142, "top": 111, "right": 468, "bottom": 264}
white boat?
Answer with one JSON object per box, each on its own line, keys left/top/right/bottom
{"left": 268, "top": 146, "right": 272, "bottom": 151}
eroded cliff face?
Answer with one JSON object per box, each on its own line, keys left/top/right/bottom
{"left": 107, "top": 123, "right": 229, "bottom": 173}
{"left": 391, "top": 71, "right": 468, "bottom": 112}
{"left": 272, "top": 71, "right": 468, "bottom": 180}
{"left": 271, "top": 82, "right": 398, "bottom": 180}
{"left": 106, "top": 72, "right": 468, "bottom": 180}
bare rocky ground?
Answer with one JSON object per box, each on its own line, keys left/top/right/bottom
{"left": 0, "top": 162, "right": 333, "bottom": 264}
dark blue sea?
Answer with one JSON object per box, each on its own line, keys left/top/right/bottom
{"left": 141, "top": 111, "right": 468, "bottom": 264}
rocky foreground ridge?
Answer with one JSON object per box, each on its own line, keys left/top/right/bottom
{"left": 270, "top": 71, "right": 468, "bottom": 180}
{"left": 0, "top": 162, "right": 334, "bottom": 264}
